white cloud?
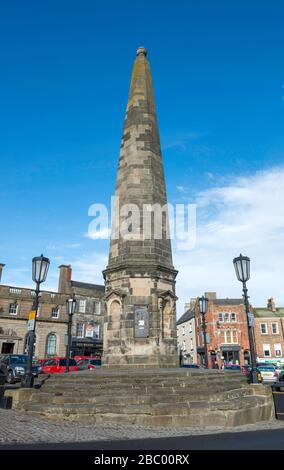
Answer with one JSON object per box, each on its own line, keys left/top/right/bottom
{"left": 174, "top": 166, "right": 284, "bottom": 316}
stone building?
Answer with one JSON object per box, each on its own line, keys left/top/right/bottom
{"left": 103, "top": 47, "right": 178, "bottom": 368}
{"left": 253, "top": 298, "right": 284, "bottom": 364}
{"left": 0, "top": 263, "right": 104, "bottom": 358}
{"left": 176, "top": 302, "right": 197, "bottom": 365}
{"left": 195, "top": 292, "right": 251, "bottom": 368}
{"left": 58, "top": 265, "right": 105, "bottom": 357}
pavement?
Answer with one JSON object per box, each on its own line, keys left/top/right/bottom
{"left": 1, "top": 428, "right": 284, "bottom": 450}
{"left": 0, "top": 408, "right": 284, "bottom": 449}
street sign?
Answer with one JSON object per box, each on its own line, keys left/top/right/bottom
{"left": 29, "top": 310, "right": 36, "bottom": 321}
{"left": 27, "top": 310, "right": 36, "bottom": 331}
{"left": 248, "top": 312, "right": 255, "bottom": 327}
{"left": 27, "top": 319, "right": 35, "bottom": 331}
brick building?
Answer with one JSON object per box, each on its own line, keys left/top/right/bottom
{"left": 195, "top": 292, "right": 251, "bottom": 368}
{"left": 0, "top": 263, "right": 105, "bottom": 358}
{"left": 177, "top": 301, "right": 197, "bottom": 365}
{"left": 253, "top": 298, "right": 284, "bottom": 364}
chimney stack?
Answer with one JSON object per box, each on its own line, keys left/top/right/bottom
{"left": 267, "top": 298, "right": 276, "bottom": 312}
{"left": 0, "top": 264, "right": 5, "bottom": 283}
{"left": 58, "top": 265, "right": 72, "bottom": 294}
{"left": 205, "top": 292, "right": 217, "bottom": 300}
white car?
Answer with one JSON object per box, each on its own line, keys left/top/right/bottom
{"left": 258, "top": 366, "right": 278, "bottom": 383}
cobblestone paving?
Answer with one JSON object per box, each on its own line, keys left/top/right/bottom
{"left": 1, "top": 409, "right": 284, "bottom": 444}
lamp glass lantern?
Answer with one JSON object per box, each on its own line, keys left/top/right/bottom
{"left": 66, "top": 296, "right": 76, "bottom": 316}
{"left": 199, "top": 296, "right": 209, "bottom": 315}
{"left": 32, "top": 254, "right": 50, "bottom": 284}
{"left": 233, "top": 254, "right": 250, "bottom": 283}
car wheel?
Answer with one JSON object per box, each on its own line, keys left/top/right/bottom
{"left": 7, "top": 370, "right": 15, "bottom": 384}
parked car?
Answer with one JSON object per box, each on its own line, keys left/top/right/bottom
{"left": 74, "top": 355, "right": 101, "bottom": 363}
{"left": 41, "top": 357, "right": 78, "bottom": 374}
{"left": 257, "top": 365, "right": 278, "bottom": 383}
{"left": 278, "top": 370, "right": 284, "bottom": 382}
{"left": 224, "top": 364, "right": 241, "bottom": 371}
{"left": 180, "top": 364, "right": 199, "bottom": 369}
{"left": 0, "top": 354, "right": 39, "bottom": 384}
{"left": 77, "top": 358, "right": 102, "bottom": 370}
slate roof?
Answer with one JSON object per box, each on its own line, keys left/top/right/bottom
{"left": 71, "top": 281, "right": 105, "bottom": 292}
{"left": 212, "top": 298, "right": 243, "bottom": 305}
{"left": 253, "top": 307, "right": 284, "bottom": 318}
{"left": 177, "top": 308, "right": 195, "bottom": 326}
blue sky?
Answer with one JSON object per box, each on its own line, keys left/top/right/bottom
{"left": 1, "top": 1, "right": 284, "bottom": 312}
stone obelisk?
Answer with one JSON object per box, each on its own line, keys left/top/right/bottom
{"left": 103, "top": 47, "right": 178, "bottom": 367}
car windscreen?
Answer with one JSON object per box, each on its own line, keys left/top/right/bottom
{"left": 258, "top": 367, "right": 275, "bottom": 371}
{"left": 10, "top": 355, "right": 28, "bottom": 364}
{"left": 89, "top": 360, "right": 101, "bottom": 366}
{"left": 59, "top": 359, "right": 77, "bottom": 366}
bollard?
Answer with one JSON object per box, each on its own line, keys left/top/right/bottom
{"left": 0, "top": 372, "right": 12, "bottom": 409}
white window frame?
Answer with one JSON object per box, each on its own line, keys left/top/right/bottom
{"left": 271, "top": 323, "right": 279, "bottom": 335}
{"left": 51, "top": 307, "right": 59, "bottom": 319}
{"left": 94, "top": 300, "right": 101, "bottom": 314}
{"left": 182, "top": 326, "right": 185, "bottom": 335}
{"left": 263, "top": 344, "right": 271, "bottom": 357}
{"left": 78, "top": 300, "right": 86, "bottom": 313}
{"left": 218, "top": 313, "right": 224, "bottom": 322}
{"left": 94, "top": 323, "right": 100, "bottom": 339}
{"left": 231, "top": 313, "right": 237, "bottom": 323}
{"left": 76, "top": 322, "right": 85, "bottom": 338}
{"left": 221, "top": 330, "right": 238, "bottom": 344}
{"left": 9, "top": 303, "right": 18, "bottom": 315}
{"left": 183, "top": 340, "right": 186, "bottom": 351}
{"left": 224, "top": 313, "right": 230, "bottom": 323}
{"left": 274, "top": 343, "right": 282, "bottom": 357}
{"left": 260, "top": 323, "right": 268, "bottom": 335}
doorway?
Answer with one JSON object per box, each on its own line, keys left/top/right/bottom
{"left": 1, "top": 342, "right": 14, "bottom": 354}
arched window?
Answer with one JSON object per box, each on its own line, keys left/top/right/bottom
{"left": 45, "top": 333, "right": 57, "bottom": 356}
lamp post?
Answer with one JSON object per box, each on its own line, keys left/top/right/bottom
{"left": 66, "top": 295, "right": 76, "bottom": 373}
{"left": 233, "top": 254, "right": 258, "bottom": 384}
{"left": 22, "top": 254, "right": 50, "bottom": 388}
{"left": 199, "top": 295, "right": 209, "bottom": 368}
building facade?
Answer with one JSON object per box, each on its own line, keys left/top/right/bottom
{"left": 177, "top": 303, "right": 197, "bottom": 365}
{"left": 253, "top": 298, "right": 284, "bottom": 364}
{"left": 0, "top": 263, "right": 105, "bottom": 358}
{"left": 195, "top": 292, "right": 251, "bottom": 368}
{"left": 58, "top": 265, "right": 105, "bottom": 357}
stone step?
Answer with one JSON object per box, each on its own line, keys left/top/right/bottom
{"left": 19, "top": 394, "right": 271, "bottom": 428}
{"left": 23, "top": 386, "right": 252, "bottom": 406}
{"left": 41, "top": 383, "right": 249, "bottom": 397}
{"left": 43, "top": 375, "right": 246, "bottom": 387}
{"left": 46, "top": 372, "right": 246, "bottom": 384}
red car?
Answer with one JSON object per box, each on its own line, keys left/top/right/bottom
{"left": 74, "top": 355, "right": 101, "bottom": 363}
{"left": 41, "top": 357, "right": 78, "bottom": 374}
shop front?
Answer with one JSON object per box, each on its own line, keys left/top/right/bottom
{"left": 71, "top": 337, "right": 103, "bottom": 358}
{"left": 220, "top": 345, "right": 241, "bottom": 365}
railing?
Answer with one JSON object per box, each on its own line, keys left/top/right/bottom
{"left": 271, "top": 382, "right": 284, "bottom": 420}
{"left": 9, "top": 288, "right": 21, "bottom": 294}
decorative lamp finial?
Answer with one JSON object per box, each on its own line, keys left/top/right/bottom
{"left": 136, "top": 46, "right": 147, "bottom": 57}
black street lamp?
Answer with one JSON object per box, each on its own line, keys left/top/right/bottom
{"left": 22, "top": 254, "right": 50, "bottom": 388}
{"left": 66, "top": 294, "right": 76, "bottom": 373}
{"left": 199, "top": 295, "right": 209, "bottom": 368}
{"left": 233, "top": 254, "right": 258, "bottom": 384}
